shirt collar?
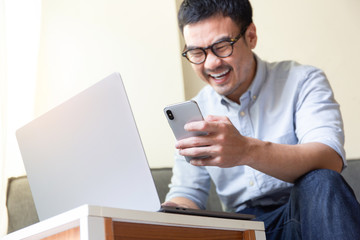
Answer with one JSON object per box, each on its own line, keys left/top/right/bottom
{"left": 219, "top": 54, "right": 267, "bottom": 106}
{"left": 248, "top": 54, "right": 266, "bottom": 103}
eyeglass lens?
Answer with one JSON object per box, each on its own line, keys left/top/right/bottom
{"left": 186, "top": 40, "right": 234, "bottom": 64}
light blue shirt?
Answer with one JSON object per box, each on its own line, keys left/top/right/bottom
{"left": 166, "top": 55, "right": 345, "bottom": 212}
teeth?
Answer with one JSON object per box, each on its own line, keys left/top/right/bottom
{"left": 210, "top": 69, "right": 230, "bottom": 79}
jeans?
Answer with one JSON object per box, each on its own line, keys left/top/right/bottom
{"left": 239, "top": 169, "right": 360, "bottom": 240}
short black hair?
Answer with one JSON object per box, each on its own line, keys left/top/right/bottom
{"left": 178, "top": 0, "right": 253, "bottom": 34}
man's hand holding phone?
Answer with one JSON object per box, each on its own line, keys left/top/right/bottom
{"left": 164, "top": 101, "right": 250, "bottom": 168}
{"left": 176, "top": 115, "right": 251, "bottom": 168}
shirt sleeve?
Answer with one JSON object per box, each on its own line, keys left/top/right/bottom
{"left": 294, "top": 67, "right": 346, "bottom": 167}
{"left": 165, "top": 151, "right": 211, "bottom": 209}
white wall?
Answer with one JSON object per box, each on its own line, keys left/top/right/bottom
{"left": 183, "top": 0, "right": 360, "bottom": 160}
{"left": 36, "top": 0, "right": 184, "bottom": 168}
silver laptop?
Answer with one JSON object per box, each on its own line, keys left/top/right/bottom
{"left": 16, "top": 72, "right": 161, "bottom": 220}
{"left": 16, "top": 72, "right": 255, "bottom": 221}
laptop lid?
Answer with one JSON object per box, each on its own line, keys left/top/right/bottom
{"left": 16, "top": 72, "right": 161, "bottom": 221}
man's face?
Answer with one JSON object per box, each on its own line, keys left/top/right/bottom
{"left": 183, "top": 15, "right": 257, "bottom": 103}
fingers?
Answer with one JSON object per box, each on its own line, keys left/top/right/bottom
{"left": 178, "top": 145, "right": 213, "bottom": 158}
{"left": 162, "top": 197, "right": 200, "bottom": 209}
{"left": 184, "top": 115, "right": 231, "bottom": 133}
{"left": 175, "top": 115, "right": 241, "bottom": 168}
{"left": 161, "top": 201, "right": 179, "bottom": 207}
{"left": 176, "top": 135, "right": 210, "bottom": 149}
{"left": 205, "top": 115, "right": 230, "bottom": 123}
{"left": 177, "top": 115, "right": 232, "bottom": 149}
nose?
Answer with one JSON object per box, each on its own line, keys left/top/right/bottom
{"left": 203, "top": 50, "right": 222, "bottom": 70}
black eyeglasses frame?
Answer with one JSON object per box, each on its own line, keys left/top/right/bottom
{"left": 182, "top": 27, "right": 247, "bottom": 65}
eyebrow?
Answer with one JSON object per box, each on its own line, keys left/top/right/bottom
{"left": 184, "top": 35, "right": 233, "bottom": 51}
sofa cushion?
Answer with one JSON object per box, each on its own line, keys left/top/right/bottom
{"left": 6, "top": 176, "right": 39, "bottom": 233}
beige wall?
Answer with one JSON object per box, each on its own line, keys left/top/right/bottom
{"left": 36, "top": 0, "right": 360, "bottom": 171}
{"left": 182, "top": 0, "right": 360, "bottom": 160}
{"left": 36, "top": 0, "right": 184, "bottom": 168}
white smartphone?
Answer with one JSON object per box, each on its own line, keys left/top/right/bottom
{"left": 164, "top": 100, "right": 207, "bottom": 163}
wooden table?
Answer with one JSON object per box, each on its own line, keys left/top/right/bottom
{"left": 2, "top": 205, "right": 266, "bottom": 240}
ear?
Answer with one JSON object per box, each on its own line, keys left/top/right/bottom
{"left": 245, "top": 23, "right": 257, "bottom": 49}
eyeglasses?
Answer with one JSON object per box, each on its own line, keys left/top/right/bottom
{"left": 182, "top": 31, "right": 244, "bottom": 65}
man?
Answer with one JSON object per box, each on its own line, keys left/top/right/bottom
{"left": 163, "top": 0, "right": 360, "bottom": 239}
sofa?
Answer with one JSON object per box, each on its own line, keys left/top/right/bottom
{"left": 6, "top": 159, "right": 360, "bottom": 234}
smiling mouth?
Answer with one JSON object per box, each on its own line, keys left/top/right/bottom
{"left": 209, "top": 69, "right": 230, "bottom": 82}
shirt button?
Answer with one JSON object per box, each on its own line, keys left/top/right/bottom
{"left": 252, "top": 95, "right": 257, "bottom": 100}
{"left": 240, "top": 111, "right": 245, "bottom": 117}
{"left": 249, "top": 180, "right": 254, "bottom": 186}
